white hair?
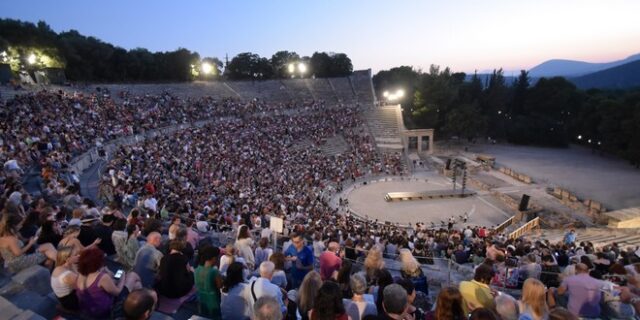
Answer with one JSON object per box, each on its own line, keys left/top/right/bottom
{"left": 495, "top": 294, "right": 518, "bottom": 320}
{"left": 259, "top": 261, "right": 275, "bottom": 277}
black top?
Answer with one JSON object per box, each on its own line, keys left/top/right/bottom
{"left": 94, "top": 223, "right": 116, "bottom": 255}
{"left": 157, "top": 252, "right": 195, "bottom": 298}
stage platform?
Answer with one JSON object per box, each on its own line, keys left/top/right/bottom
{"left": 384, "top": 189, "right": 477, "bottom": 202}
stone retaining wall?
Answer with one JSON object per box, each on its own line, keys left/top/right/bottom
{"left": 498, "top": 167, "right": 533, "bottom": 184}
{"left": 550, "top": 187, "right": 607, "bottom": 223}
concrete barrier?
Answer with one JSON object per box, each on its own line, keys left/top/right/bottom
{"left": 12, "top": 265, "right": 52, "bottom": 296}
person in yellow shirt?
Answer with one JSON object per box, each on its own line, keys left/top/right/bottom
{"left": 459, "top": 264, "right": 497, "bottom": 315}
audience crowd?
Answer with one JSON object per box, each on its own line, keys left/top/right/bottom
{"left": 2, "top": 90, "right": 640, "bottom": 320}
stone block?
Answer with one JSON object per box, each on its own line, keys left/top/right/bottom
{"left": 0, "top": 296, "right": 23, "bottom": 319}
{"left": 10, "top": 310, "right": 47, "bottom": 320}
{"left": 12, "top": 265, "right": 51, "bottom": 295}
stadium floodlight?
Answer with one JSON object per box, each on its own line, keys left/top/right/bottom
{"left": 383, "top": 91, "right": 389, "bottom": 98}
{"left": 201, "top": 62, "right": 213, "bottom": 75}
{"left": 577, "top": 135, "right": 582, "bottom": 140}
{"left": 298, "top": 62, "right": 307, "bottom": 74}
{"left": 397, "top": 89, "right": 405, "bottom": 98}
{"left": 288, "top": 63, "right": 295, "bottom": 74}
{"left": 27, "top": 53, "right": 37, "bottom": 65}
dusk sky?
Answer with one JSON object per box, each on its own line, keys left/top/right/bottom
{"left": 2, "top": 0, "right": 640, "bottom": 74}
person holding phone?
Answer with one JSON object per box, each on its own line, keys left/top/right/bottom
{"left": 75, "top": 247, "right": 142, "bottom": 318}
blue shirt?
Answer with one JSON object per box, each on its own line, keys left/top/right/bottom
{"left": 285, "top": 245, "right": 314, "bottom": 282}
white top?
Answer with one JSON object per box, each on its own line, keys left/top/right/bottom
{"left": 143, "top": 197, "right": 158, "bottom": 212}
{"left": 51, "top": 270, "right": 74, "bottom": 297}
{"left": 244, "top": 277, "right": 287, "bottom": 314}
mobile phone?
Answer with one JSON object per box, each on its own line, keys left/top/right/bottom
{"left": 114, "top": 269, "right": 124, "bottom": 280}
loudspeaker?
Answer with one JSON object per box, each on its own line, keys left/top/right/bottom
{"left": 446, "top": 159, "right": 452, "bottom": 170}
{"left": 519, "top": 194, "right": 530, "bottom": 211}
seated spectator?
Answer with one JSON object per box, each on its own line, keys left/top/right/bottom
{"left": 469, "top": 308, "right": 498, "bottom": 320}
{"left": 552, "top": 263, "right": 602, "bottom": 318}
{"left": 548, "top": 307, "right": 578, "bottom": 320}
{"left": 296, "top": 271, "right": 323, "bottom": 320}
{"left": 156, "top": 240, "right": 195, "bottom": 299}
{"left": 518, "top": 254, "right": 542, "bottom": 284}
{"left": 195, "top": 246, "right": 223, "bottom": 319}
{"left": 426, "top": 287, "right": 465, "bottom": 320}
{"left": 494, "top": 293, "right": 518, "bottom": 320}
{"left": 459, "top": 263, "right": 496, "bottom": 314}
{"left": 123, "top": 288, "right": 158, "bottom": 320}
{"left": 132, "top": 231, "right": 163, "bottom": 288}
{"left": 309, "top": 281, "right": 348, "bottom": 320}
{"left": 37, "top": 219, "right": 63, "bottom": 247}
{"left": 51, "top": 246, "right": 79, "bottom": 311}
{"left": 539, "top": 254, "right": 560, "bottom": 288}
{"left": 0, "top": 213, "right": 57, "bottom": 273}
{"left": 254, "top": 296, "right": 283, "bottom": 320}
{"left": 221, "top": 262, "right": 251, "bottom": 320}
{"left": 373, "top": 269, "right": 394, "bottom": 313}
{"left": 398, "top": 248, "right": 428, "bottom": 295}
{"left": 518, "top": 278, "right": 548, "bottom": 320}
{"left": 366, "top": 283, "right": 410, "bottom": 320}
{"left": 185, "top": 219, "right": 200, "bottom": 249}
{"left": 269, "top": 252, "right": 288, "bottom": 289}
{"left": 320, "top": 241, "right": 342, "bottom": 281}
{"left": 75, "top": 247, "right": 141, "bottom": 318}
{"left": 58, "top": 224, "right": 101, "bottom": 254}
{"left": 364, "top": 247, "right": 385, "bottom": 286}
{"left": 94, "top": 213, "right": 117, "bottom": 255}
{"left": 396, "top": 278, "right": 426, "bottom": 320}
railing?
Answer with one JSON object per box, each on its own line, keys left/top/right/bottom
{"left": 493, "top": 215, "right": 516, "bottom": 235}
{"left": 508, "top": 217, "right": 540, "bottom": 240}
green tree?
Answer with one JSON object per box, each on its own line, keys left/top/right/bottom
{"left": 270, "top": 50, "right": 299, "bottom": 78}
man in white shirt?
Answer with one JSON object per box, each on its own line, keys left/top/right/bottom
{"left": 143, "top": 195, "right": 158, "bottom": 213}
{"left": 245, "top": 261, "right": 287, "bottom": 316}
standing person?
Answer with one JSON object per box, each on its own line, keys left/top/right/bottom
{"left": 308, "top": 281, "right": 348, "bottom": 320}
{"left": 245, "top": 261, "right": 287, "bottom": 315}
{"left": 156, "top": 240, "right": 195, "bottom": 299}
{"left": 285, "top": 233, "right": 314, "bottom": 289}
{"left": 563, "top": 230, "right": 576, "bottom": 246}
{"left": 132, "top": 232, "right": 163, "bottom": 288}
{"left": 320, "top": 242, "right": 342, "bottom": 281}
{"left": 296, "top": 271, "right": 323, "bottom": 320}
{"left": 552, "top": 263, "right": 603, "bottom": 318}
{"left": 221, "top": 262, "right": 251, "bottom": 320}
{"left": 195, "top": 246, "right": 223, "bottom": 319}
{"left": 236, "top": 225, "right": 256, "bottom": 271}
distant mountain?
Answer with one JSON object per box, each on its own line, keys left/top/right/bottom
{"left": 570, "top": 60, "right": 640, "bottom": 90}
{"left": 528, "top": 53, "right": 640, "bottom": 78}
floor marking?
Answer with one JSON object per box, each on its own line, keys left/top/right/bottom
{"left": 477, "top": 196, "right": 511, "bottom": 218}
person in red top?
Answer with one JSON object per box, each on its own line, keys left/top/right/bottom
{"left": 319, "top": 242, "right": 342, "bottom": 281}
{"left": 144, "top": 182, "right": 155, "bottom": 195}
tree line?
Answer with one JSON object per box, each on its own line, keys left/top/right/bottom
{"left": 373, "top": 66, "right": 640, "bottom": 167}
{"left": 0, "top": 19, "right": 353, "bottom": 82}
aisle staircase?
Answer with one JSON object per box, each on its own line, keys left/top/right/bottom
{"left": 362, "top": 106, "right": 403, "bottom": 152}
